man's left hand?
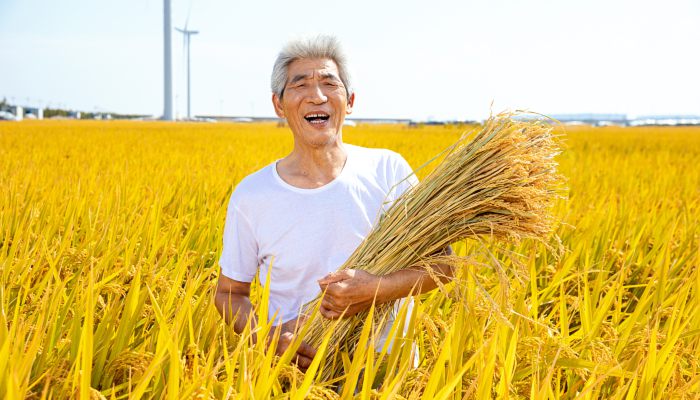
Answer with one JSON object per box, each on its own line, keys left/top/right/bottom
{"left": 317, "top": 269, "right": 382, "bottom": 319}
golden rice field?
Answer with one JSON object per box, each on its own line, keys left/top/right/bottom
{"left": 1, "top": 120, "right": 699, "bottom": 399}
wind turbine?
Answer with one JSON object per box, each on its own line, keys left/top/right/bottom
{"left": 163, "top": 0, "right": 174, "bottom": 121}
{"left": 176, "top": 21, "right": 198, "bottom": 120}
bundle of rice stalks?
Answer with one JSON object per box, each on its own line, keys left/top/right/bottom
{"left": 303, "top": 113, "right": 565, "bottom": 380}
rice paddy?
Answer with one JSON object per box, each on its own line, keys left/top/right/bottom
{"left": 1, "top": 120, "right": 698, "bottom": 399}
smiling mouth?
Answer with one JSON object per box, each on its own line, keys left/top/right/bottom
{"left": 304, "top": 113, "right": 330, "bottom": 125}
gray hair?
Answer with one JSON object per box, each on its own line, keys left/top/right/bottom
{"left": 271, "top": 35, "right": 353, "bottom": 100}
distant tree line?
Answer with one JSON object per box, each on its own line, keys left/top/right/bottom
{"left": 43, "top": 108, "right": 72, "bottom": 118}
{"left": 44, "top": 108, "right": 149, "bottom": 120}
{"left": 1, "top": 98, "right": 149, "bottom": 120}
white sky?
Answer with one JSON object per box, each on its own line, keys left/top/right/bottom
{"left": 1, "top": 0, "right": 698, "bottom": 120}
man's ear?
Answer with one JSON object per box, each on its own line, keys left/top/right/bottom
{"left": 346, "top": 92, "right": 355, "bottom": 115}
{"left": 272, "top": 93, "right": 285, "bottom": 118}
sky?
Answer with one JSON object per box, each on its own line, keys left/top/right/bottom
{"left": 1, "top": 0, "right": 698, "bottom": 121}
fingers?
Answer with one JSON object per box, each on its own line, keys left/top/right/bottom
{"left": 294, "top": 354, "right": 314, "bottom": 370}
{"left": 320, "top": 291, "right": 351, "bottom": 318}
{"left": 319, "top": 281, "right": 363, "bottom": 319}
{"left": 320, "top": 304, "right": 342, "bottom": 320}
{"left": 321, "top": 291, "right": 343, "bottom": 309}
{"left": 320, "top": 281, "right": 359, "bottom": 309}
{"left": 297, "top": 341, "right": 317, "bottom": 359}
{"left": 275, "top": 333, "right": 318, "bottom": 371}
{"left": 292, "top": 341, "right": 317, "bottom": 371}
{"left": 317, "top": 271, "right": 342, "bottom": 286}
{"left": 318, "top": 270, "right": 353, "bottom": 287}
{"left": 275, "top": 332, "right": 293, "bottom": 356}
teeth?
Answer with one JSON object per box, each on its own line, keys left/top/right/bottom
{"left": 306, "top": 113, "right": 329, "bottom": 118}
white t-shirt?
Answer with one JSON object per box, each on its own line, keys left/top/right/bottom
{"left": 219, "top": 143, "right": 418, "bottom": 325}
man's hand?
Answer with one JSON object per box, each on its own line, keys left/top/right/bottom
{"left": 274, "top": 332, "right": 317, "bottom": 371}
{"left": 316, "top": 246, "right": 455, "bottom": 320}
{"left": 317, "top": 269, "right": 382, "bottom": 320}
{"left": 271, "top": 316, "right": 316, "bottom": 370}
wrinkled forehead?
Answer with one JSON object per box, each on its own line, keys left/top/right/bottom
{"left": 285, "top": 58, "right": 342, "bottom": 85}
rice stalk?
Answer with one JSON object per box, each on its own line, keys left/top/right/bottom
{"left": 303, "top": 112, "right": 565, "bottom": 380}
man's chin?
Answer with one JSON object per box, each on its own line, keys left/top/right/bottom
{"left": 301, "top": 131, "right": 342, "bottom": 147}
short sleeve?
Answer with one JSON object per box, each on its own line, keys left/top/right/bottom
{"left": 385, "top": 152, "right": 419, "bottom": 206}
{"left": 219, "top": 194, "right": 259, "bottom": 282}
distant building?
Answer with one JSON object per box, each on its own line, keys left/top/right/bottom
{"left": 0, "top": 110, "right": 15, "bottom": 121}
{"left": 14, "top": 106, "right": 23, "bottom": 121}
{"left": 550, "top": 114, "right": 628, "bottom": 126}
{"left": 349, "top": 118, "right": 412, "bottom": 125}
{"left": 540, "top": 114, "right": 700, "bottom": 127}
{"left": 629, "top": 115, "right": 700, "bottom": 126}
{"left": 23, "top": 106, "right": 43, "bottom": 120}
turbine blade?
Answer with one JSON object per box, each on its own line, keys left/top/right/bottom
{"left": 184, "top": 0, "right": 194, "bottom": 30}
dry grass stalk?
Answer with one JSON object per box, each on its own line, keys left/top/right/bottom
{"left": 303, "top": 113, "right": 565, "bottom": 380}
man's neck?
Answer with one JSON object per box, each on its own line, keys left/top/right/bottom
{"left": 277, "top": 142, "right": 348, "bottom": 189}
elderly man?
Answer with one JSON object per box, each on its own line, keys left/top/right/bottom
{"left": 214, "top": 35, "right": 453, "bottom": 369}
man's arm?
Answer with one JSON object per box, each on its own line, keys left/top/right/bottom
{"left": 214, "top": 274, "right": 256, "bottom": 334}
{"left": 317, "top": 246, "right": 455, "bottom": 319}
{"left": 214, "top": 274, "right": 317, "bottom": 369}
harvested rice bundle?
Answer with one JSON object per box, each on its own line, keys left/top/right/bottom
{"left": 303, "top": 113, "right": 564, "bottom": 380}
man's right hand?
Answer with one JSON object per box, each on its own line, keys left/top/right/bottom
{"left": 275, "top": 332, "right": 317, "bottom": 370}
{"left": 271, "top": 315, "right": 317, "bottom": 370}
{"left": 214, "top": 275, "right": 317, "bottom": 369}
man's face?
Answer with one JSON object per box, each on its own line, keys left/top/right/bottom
{"left": 272, "top": 58, "right": 354, "bottom": 148}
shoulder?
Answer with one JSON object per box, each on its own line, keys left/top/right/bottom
{"left": 345, "top": 144, "right": 415, "bottom": 190}
{"left": 233, "top": 163, "right": 274, "bottom": 194}
{"left": 227, "top": 163, "right": 277, "bottom": 212}
{"left": 345, "top": 144, "right": 406, "bottom": 168}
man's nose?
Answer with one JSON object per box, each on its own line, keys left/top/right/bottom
{"left": 307, "top": 83, "right": 328, "bottom": 104}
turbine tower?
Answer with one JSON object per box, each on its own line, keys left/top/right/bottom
{"left": 176, "top": 25, "right": 198, "bottom": 120}
{"left": 163, "top": 0, "right": 174, "bottom": 121}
